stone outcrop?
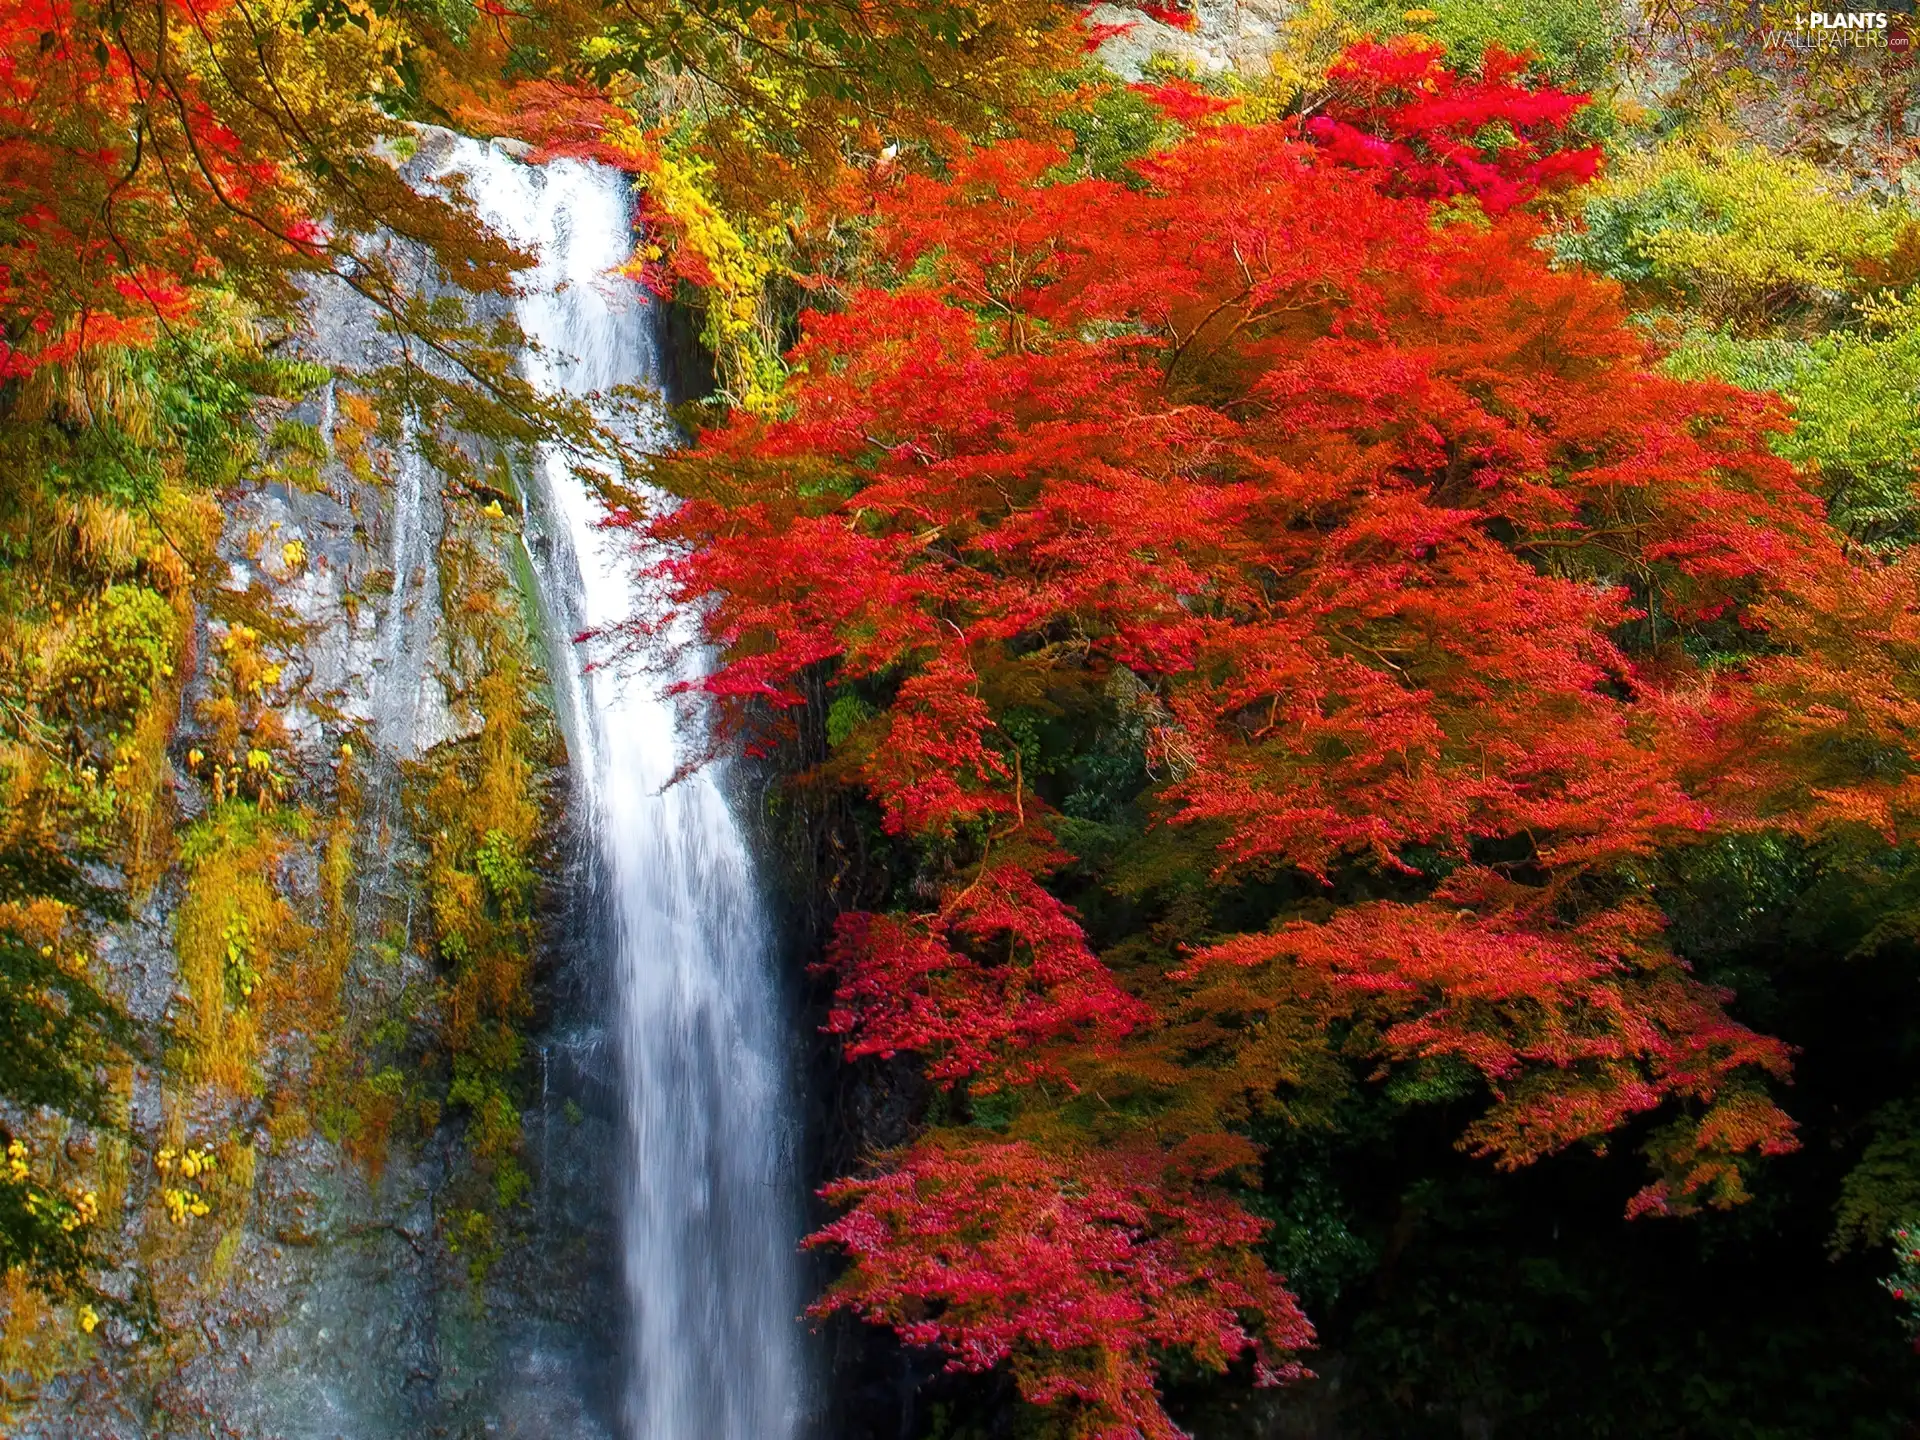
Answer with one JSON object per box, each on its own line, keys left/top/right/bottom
{"left": 1089, "top": 0, "right": 1294, "bottom": 77}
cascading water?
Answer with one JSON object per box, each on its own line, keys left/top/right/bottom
{"left": 434, "top": 139, "right": 803, "bottom": 1440}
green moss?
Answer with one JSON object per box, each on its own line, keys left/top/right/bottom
{"left": 400, "top": 510, "right": 560, "bottom": 1285}
{"left": 475, "top": 827, "right": 534, "bottom": 916}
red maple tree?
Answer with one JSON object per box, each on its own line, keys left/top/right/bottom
{"left": 811, "top": 1137, "right": 1311, "bottom": 1440}
{"left": 0, "top": 0, "right": 530, "bottom": 381}
{"left": 643, "top": 44, "right": 1872, "bottom": 1437}
{"left": 1306, "top": 35, "right": 1601, "bottom": 212}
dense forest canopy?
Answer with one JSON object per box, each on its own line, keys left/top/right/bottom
{"left": 9, "top": 0, "right": 1920, "bottom": 1435}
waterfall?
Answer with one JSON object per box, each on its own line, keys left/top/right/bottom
{"left": 433, "top": 139, "right": 803, "bottom": 1440}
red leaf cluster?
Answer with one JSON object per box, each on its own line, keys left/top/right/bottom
{"left": 1130, "top": 77, "right": 1238, "bottom": 126}
{"left": 0, "top": 0, "right": 327, "bottom": 374}
{"left": 456, "top": 78, "right": 648, "bottom": 171}
{"left": 826, "top": 864, "right": 1149, "bottom": 1086}
{"left": 811, "top": 1137, "right": 1311, "bottom": 1439}
{"left": 644, "top": 42, "right": 1888, "bottom": 1435}
{"left": 1307, "top": 37, "right": 1601, "bottom": 212}
{"left": 1076, "top": 5, "right": 1136, "bottom": 52}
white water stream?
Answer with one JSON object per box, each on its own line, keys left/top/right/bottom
{"left": 433, "top": 140, "right": 802, "bottom": 1440}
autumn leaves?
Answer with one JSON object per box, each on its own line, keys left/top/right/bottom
{"left": 641, "top": 44, "right": 1907, "bottom": 1436}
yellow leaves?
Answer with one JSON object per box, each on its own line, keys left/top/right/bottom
{"left": 157, "top": 1146, "right": 216, "bottom": 1222}
{"left": 635, "top": 144, "right": 787, "bottom": 414}
{"left": 52, "top": 584, "right": 179, "bottom": 745}
{"left": 281, "top": 539, "right": 306, "bottom": 571}
{"left": 162, "top": 1186, "right": 211, "bottom": 1224}
{"left": 1262, "top": 0, "right": 1377, "bottom": 103}
{"left": 482, "top": 498, "right": 506, "bottom": 519}
{"left": 1857, "top": 287, "right": 1920, "bottom": 335}
{"left": 58, "top": 1190, "right": 98, "bottom": 1232}
{"left": 221, "top": 623, "right": 279, "bottom": 695}
{"left": 9, "top": 1140, "right": 102, "bottom": 1234}
{"left": 1573, "top": 142, "right": 1904, "bottom": 326}
{"left": 222, "top": 912, "right": 260, "bottom": 1002}
{"left": 1611, "top": 95, "right": 1653, "bottom": 129}
{"left": 198, "top": 618, "right": 290, "bottom": 810}
{"left": 76, "top": 1304, "right": 98, "bottom": 1334}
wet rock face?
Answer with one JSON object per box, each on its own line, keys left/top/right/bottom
{"left": 7, "top": 136, "right": 621, "bottom": 1440}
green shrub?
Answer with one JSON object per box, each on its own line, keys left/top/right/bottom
{"left": 1347, "top": 0, "right": 1618, "bottom": 84}
{"left": 1668, "top": 320, "right": 1920, "bottom": 549}
{"left": 1056, "top": 74, "right": 1172, "bottom": 184}
{"left": 52, "top": 584, "right": 177, "bottom": 739}
{"left": 47, "top": 422, "right": 166, "bottom": 508}
{"left": 1561, "top": 143, "right": 1903, "bottom": 328}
